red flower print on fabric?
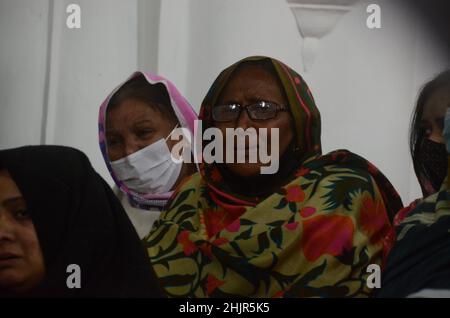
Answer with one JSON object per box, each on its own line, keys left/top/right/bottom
{"left": 205, "top": 275, "right": 225, "bottom": 295}
{"left": 359, "top": 197, "right": 390, "bottom": 246}
{"left": 295, "top": 167, "right": 310, "bottom": 177}
{"left": 177, "top": 230, "right": 198, "bottom": 256}
{"left": 285, "top": 185, "right": 305, "bottom": 203}
{"left": 300, "top": 207, "right": 316, "bottom": 218}
{"left": 301, "top": 214, "right": 354, "bottom": 262}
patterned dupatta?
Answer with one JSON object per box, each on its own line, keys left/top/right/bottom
{"left": 145, "top": 57, "right": 403, "bottom": 297}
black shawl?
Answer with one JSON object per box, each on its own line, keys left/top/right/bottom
{"left": 0, "top": 146, "right": 163, "bottom": 297}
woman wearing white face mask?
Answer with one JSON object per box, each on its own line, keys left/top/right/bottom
{"left": 98, "top": 72, "right": 197, "bottom": 238}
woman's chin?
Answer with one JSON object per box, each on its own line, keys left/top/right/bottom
{"left": 226, "top": 163, "right": 263, "bottom": 178}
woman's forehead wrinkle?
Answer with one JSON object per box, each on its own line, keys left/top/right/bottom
{"left": 237, "top": 76, "right": 280, "bottom": 97}
{"left": 109, "top": 104, "right": 156, "bottom": 128}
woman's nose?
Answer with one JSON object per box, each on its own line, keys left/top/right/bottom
{"left": 235, "top": 107, "right": 252, "bottom": 130}
{"left": 124, "top": 138, "right": 141, "bottom": 157}
{"left": 0, "top": 212, "right": 15, "bottom": 243}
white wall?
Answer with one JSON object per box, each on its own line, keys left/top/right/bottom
{"left": 0, "top": 0, "right": 161, "bottom": 185}
{"left": 1, "top": 0, "right": 449, "bottom": 205}
{"left": 44, "top": 0, "right": 140, "bottom": 184}
{"left": 185, "top": 0, "right": 305, "bottom": 110}
{"left": 0, "top": 0, "right": 49, "bottom": 148}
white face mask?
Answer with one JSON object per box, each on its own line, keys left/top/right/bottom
{"left": 110, "top": 126, "right": 182, "bottom": 194}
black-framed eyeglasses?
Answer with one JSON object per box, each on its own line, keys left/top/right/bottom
{"left": 212, "top": 101, "right": 288, "bottom": 122}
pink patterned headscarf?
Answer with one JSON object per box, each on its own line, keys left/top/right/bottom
{"left": 98, "top": 71, "right": 197, "bottom": 210}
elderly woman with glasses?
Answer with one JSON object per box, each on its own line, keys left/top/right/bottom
{"left": 144, "top": 56, "right": 403, "bottom": 298}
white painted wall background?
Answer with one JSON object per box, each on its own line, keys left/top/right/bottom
{"left": 0, "top": 0, "right": 448, "bottom": 204}
{"left": 45, "top": 0, "right": 141, "bottom": 183}
{"left": 0, "top": 0, "right": 49, "bottom": 147}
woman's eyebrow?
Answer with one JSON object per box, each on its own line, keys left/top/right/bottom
{"left": 2, "top": 197, "right": 25, "bottom": 208}
{"left": 247, "top": 93, "right": 268, "bottom": 100}
{"left": 419, "top": 116, "right": 432, "bottom": 123}
{"left": 133, "top": 119, "right": 154, "bottom": 126}
{"left": 250, "top": 96, "right": 277, "bottom": 102}
{"left": 219, "top": 100, "right": 239, "bottom": 105}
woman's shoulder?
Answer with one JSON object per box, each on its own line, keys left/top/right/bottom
{"left": 305, "top": 149, "right": 400, "bottom": 194}
{"left": 394, "top": 198, "right": 421, "bottom": 226}
{"left": 300, "top": 150, "right": 379, "bottom": 187}
{"left": 304, "top": 150, "right": 375, "bottom": 176}
{"left": 299, "top": 150, "right": 403, "bottom": 219}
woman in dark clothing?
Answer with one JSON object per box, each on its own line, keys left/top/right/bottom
{"left": 378, "top": 70, "right": 450, "bottom": 297}
{"left": 0, "top": 145, "right": 163, "bottom": 297}
{"left": 395, "top": 70, "right": 450, "bottom": 225}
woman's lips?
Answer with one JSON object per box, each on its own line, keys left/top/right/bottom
{"left": 0, "top": 253, "right": 21, "bottom": 268}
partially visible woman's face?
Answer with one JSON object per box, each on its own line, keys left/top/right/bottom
{"left": 214, "top": 65, "right": 294, "bottom": 177}
{"left": 0, "top": 170, "right": 45, "bottom": 294}
{"left": 106, "top": 99, "right": 178, "bottom": 161}
{"left": 420, "top": 86, "right": 450, "bottom": 143}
